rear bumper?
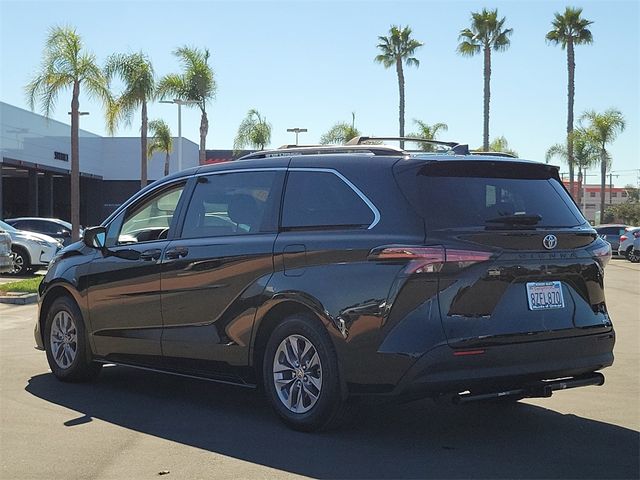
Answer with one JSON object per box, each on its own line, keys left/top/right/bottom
{"left": 393, "top": 330, "right": 615, "bottom": 396}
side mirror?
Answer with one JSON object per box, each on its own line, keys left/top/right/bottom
{"left": 83, "top": 226, "right": 107, "bottom": 249}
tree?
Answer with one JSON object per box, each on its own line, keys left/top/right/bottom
{"left": 233, "top": 109, "right": 272, "bottom": 151}
{"left": 624, "top": 185, "right": 639, "bottom": 203}
{"left": 375, "top": 25, "right": 423, "bottom": 149}
{"left": 546, "top": 7, "right": 594, "bottom": 200}
{"left": 408, "top": 120, "right": 448, "bottom": 151}
{"left": 545, "top": 128, "right": 598, "bottom": 205}
{"left": 148, "top": 119, "right": 173, "bottom": 177}
{"left": 488, "top": 136, "right": 518, "bottom": 157}
{"left": 320, "top": 112, "right": 361, "bottom": 144}
{"left": 457, "top": 8, "right": 513, "bottom": 151}
{"left": 157, "top": 46, "right": 216, "bottom": 164}
{"left": 105, "top": 52, "right": 156, "bottom": 188}
{"left": 580, "top": 109, "right": 626, "bottom": 218}
{"left": 26, "top": 25, "right": 111, "bottom": 241}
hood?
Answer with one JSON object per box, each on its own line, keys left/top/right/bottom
{"left": 12, "top": 229, "right": 61, "bottom": 246}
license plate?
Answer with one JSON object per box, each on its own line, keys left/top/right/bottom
{"left": 526, "top": 281, "right": 565, "bottom": 310}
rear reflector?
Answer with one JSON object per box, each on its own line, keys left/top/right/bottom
{"left": 453, "top": 349, "right": 485, "bottom": 356}
{"left": 369, "top": 245, "right": 492, "bottom": 274}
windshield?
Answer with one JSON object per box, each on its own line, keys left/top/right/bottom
{"left": 0, "top": 220, "right": 17, "bottom": 232}
{"left": 394, "top": 161, "right": 587, "bottom": 230}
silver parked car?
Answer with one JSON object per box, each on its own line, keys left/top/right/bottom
{"left": 0, "top": 227, "right": 12, "bottom": 274}
{"left": 595, "top": 224, "right": 628, "bottom": 255}
{"left": 0, "top": 220, "right": 62, "bottom": 276}
{"left": 630, "top": 237, "right": 640, "bottom": 263}
{"left": 618, "top": 227, "right": 640, "bottom": 261}
{"left": 4, "top": 217, "right": 80, "bottom": 247}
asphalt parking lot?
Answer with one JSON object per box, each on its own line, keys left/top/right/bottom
{"left": 0, "top": 260, "right": 638, "bottom": 479}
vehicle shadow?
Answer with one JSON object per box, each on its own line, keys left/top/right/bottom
{"left": 26, "top": 367, "right": 639, "bottom": 479}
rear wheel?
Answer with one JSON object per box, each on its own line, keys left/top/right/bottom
{"left": 9, "top": 246, "right": 29, "bottom": 276}
{"left": 263, "top": 314, "right": 349, "bottom": 431}
{"left": 628, "top": 249, "right": 640, "bottom": 263}
{"left": 44, "top": 296, "right": 101, "bottom": 382}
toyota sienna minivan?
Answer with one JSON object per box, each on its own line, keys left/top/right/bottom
{"left": 35, "top": 138, "right": 615, "bottom": 431}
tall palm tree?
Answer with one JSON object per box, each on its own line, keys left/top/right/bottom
{"left": 26, "top": 25, "right": 110, "bottom": 241}
{"left": 320, "top": 112, "right": 361, "bottom": 144}
{"left": 580, "top": 109, "right": 625, "bottom": 220}
{"left": 233, "top": 109, "right": 272, "bottom": 151}
{"left": 546, "top": 7, "right": 594, "bottom": 200}
{"left": 408, "top": 119, "right": 448, "bottom": 151}
{"left": 148, "top": 119, "right": 173, "bottom": 177}
{"left": 375, "top": 25, "right": 423, "bottom": 149}
{"left": 105, "top": 52, "right": 155, "bottom": 188}
{"left": 157, "top": 46, "right": 216, "bottom": 164}
{"left": 546, "top": 128, "right": 599, "bottom": 205}
{"left": 457, "top": 9, "right": 513, "bottom": 151}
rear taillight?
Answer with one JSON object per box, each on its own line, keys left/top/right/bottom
{"left": 590, "top": 242, "right": 612, "bottom": 267}
{"left": 620, "top": 235, "right": 628, "bottom": 242}
{"left": 369, "top": 245, "right": 492, "bottom": 274}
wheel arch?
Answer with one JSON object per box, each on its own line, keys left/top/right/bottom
{"left": 39, "top": 283, "right": 87, "bottom": 350}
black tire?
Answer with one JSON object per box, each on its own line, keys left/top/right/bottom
{"left": 44, "top": 296, "right": 102, "bottom": 382}
{"left": 628, "top": 249, "right": 640, "bottom": 263}
{"left": 9, "top": 246, "right": 30, "bottom": 276}
{"left": 263, "top": 314, "right": 350, "bottom": 432}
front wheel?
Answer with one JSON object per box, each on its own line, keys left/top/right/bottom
{"left": 44, "top": 296, "right": 102, "bottom": 382}
{"left": 263, "top": 315, "right": 349, "bottom": 431}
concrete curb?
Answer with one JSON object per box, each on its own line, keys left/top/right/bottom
{"left": 0, "top": 293, "right": 38, "bottom": 305}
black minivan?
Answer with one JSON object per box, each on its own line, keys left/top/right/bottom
{"left": 35, "top": 140, "right": 615, "bottom": 431}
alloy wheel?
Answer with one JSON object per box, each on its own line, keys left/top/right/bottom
{"left": 50, "top": 310, "right": 78, "bottom": 369}
{"left": 272, "top": 334, "right": 322, "bottom": 414}
{"left": 11, "top": 253, "right": 24, "bottom": 275}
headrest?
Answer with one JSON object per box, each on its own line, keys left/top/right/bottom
{"left": 228, "top": 194, "right": 260, "bottom": 228}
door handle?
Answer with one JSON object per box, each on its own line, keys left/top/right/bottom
{"left": 140, "top": 249, "right": 162, "bottom": 261}
{"left": 165, "top": 246, "right": 189, "bottom": 260}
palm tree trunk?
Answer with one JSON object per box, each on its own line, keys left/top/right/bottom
{"left": 70, "top": 81, "right": 80, "bottom": 241}
{"left": 567, "top": 39, "right": 575, "bottom": 199}
{"left": 199, "top": 109, "right": 208, "bottom": 165}
{"left": 600, "top": 147, "right": 607, "bottom": 223}
{"left": 396, "top": 58, "right": 405, "bottom": 150}
{"left": 141, "top": 101, "right": 148, "bottom": 189}
{"left": 164, "top": 152, "right": 170, "bottom": 177}
{"left": 483, "top": 45, "right": 491, "bottom": 151}
{"left": 576, "top": 165, "right": 583, "bottom": 206}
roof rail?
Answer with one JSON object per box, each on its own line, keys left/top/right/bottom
{"left": 346, "top": 136, "right": 470, "bottom": 155}
{"left": 237, "top": 144, "right": 405, "bottom": 160}
{"left": 469, "top": 150, "right": 517, "bottom": 158}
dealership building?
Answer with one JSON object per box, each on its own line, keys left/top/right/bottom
{"left": 0, "top": 101, "right": 205, "bottom": 226}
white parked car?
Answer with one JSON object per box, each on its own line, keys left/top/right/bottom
{"left": 0, "top": 227, "right": 12, "bottom": 274}
{"left": 630, "top": 237, "right": 640, "bottom": 264}
{"left": 618, "top": 227, "right": 640, "bottom": 261}
{"left": 0, "top": 220, "right": 62, "bottom": 276}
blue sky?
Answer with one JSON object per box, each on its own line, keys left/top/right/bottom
{"left": 1, "top": 0, "right": 638, "bottom": 186}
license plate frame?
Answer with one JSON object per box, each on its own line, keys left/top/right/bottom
{"left": 526, "top": 281, "right": 565, "bottom": 311}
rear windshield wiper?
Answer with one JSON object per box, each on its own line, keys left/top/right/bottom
{"left": 485, "top": 214, "right": 542, "bottom": 225}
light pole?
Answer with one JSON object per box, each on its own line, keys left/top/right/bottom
{"left": 286, "top": 127, "right": 308, "bottom": 146}
{"left": 160, "top": 99, "right": 199, "bottom": 171}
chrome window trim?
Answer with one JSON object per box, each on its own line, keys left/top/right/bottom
{"left": 107, "top": 166, "right": 381, "bottom": 230}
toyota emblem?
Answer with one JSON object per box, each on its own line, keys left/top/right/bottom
{"left": 543, "top": 234, "right": 558, "bottom": 250}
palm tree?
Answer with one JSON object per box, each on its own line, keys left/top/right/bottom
{"left": 320, "top": 112, "right": 361, "bottom": 144}
{"left": 105, "top": 52, "right": 155, "bottom": 188}
{"left": 148, "top": 119, "right": 173, "bottom": 177}
{"left": 546, "top": 128, "right": 598, "bottom": 205}
{"left": 26, "top": 25, "right": 110, "bottom": 241}
{"left": 546, "top": 7, "right": 594, "bottom": 200}
{"left": 408, "top": 119, "right": 448, "bottom": 151}
{"left": 157, "top": 46, "right": 216, "bottom": 164}
{"left": 457, "top": 9, "right": 513, "bottom": 151}
{"left": 375, "top": 25, "right": 423, "bottom": 149}
{"left": 233, "top": 109, "right": 272, "bottom": 151}
{"left": 580, "top": 109, "right": 626, "bottom": 220}
{"left": 488, "top": 136, "right": 518, "bottom": 157}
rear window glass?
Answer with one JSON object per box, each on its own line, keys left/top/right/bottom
{"left": 282, "top": 171, "right": 374, "bottom": 229}
{"left": 394, "top": 161, "right": 586, "bottom": 229}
